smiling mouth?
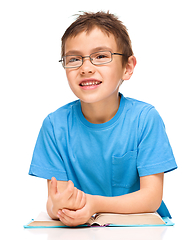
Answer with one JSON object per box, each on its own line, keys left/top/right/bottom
{"left": 79, "top": 80, "right": 102, "bottom": 86}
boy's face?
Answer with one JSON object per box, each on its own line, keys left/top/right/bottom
{"left": 65, "top": 27, "right": 129, "bottom": 104}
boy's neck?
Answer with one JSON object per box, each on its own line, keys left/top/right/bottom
{"left": 80, "top": 92, "right": 121, "bottom": 124}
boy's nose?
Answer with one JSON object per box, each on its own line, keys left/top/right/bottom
{"left": 80, "top": 57, "right": 95, "bottom": 75}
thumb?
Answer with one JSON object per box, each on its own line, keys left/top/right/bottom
{"left": 50, "top": 177, "right": 58, "bottom": 196}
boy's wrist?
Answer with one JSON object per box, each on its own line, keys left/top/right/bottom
{"left": 87, "top": 194, "right": 118, "bottom": 214}
{"left": 86, "top": 194, "right": 104, "bottom": 214}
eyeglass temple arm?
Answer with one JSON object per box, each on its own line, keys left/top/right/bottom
{"left": 112, "top": 53, "right": 125, "bottom": 56}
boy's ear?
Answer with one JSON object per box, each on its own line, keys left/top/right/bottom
{"left": 122, "top": 56, "right": 137, "bottom": 81}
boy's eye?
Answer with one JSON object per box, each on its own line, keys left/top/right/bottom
{"left": 68, "top": 57, "right": 81, "bottom": 63}
{"left": 93, "top": 53, "right": 110, "bottom": 60}
{"left": 92, "top": 51, "right": 111, "bottom": 64}
{"left": 95, "top": 54, "right": 109, "bottom": 59}
{"left": 64, "top": 56, "right": 82, "bottom": 67}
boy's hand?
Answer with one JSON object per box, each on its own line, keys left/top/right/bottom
{"left": 49, "top": 177, "right": 86, "bottom": 217}
{"left": 57, "top": 194, "right": 97, "bottom": 227}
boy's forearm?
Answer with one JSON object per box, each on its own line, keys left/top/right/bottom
{"left": 91, "top": 174, "right": 163, "bottom": 214}
{"left": 91, "top": 188, "right": 162, "bottom": 214}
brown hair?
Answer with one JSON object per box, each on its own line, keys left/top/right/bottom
{"left": 61, "top": 11, "right": 133, "bottom": 66}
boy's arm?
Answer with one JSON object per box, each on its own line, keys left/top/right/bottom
{"left": 46, "top": 177, "right": 86, "bottom": 219}
{"left": 57, "top": 173, "right": 164, "bottom": 226}
{"left": 95, "top": 172, "right": 164, "bottom": 213}
{"left": 94, "top": 173, "right": 164, "bottom": 214}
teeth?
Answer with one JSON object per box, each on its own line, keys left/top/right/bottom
{"left": 80, "top": 81, "right": 101, "bottom": 86}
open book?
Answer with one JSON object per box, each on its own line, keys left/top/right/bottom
{"left": 24, "top": 211, "right": 174, "bottom": 228}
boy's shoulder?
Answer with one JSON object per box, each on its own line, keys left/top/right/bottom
{"left": 122, "top": 96, "right": 159, "bottom": 124}
{"left": 49, "top": 100, "right": 79, "bottom": 116}
{"left": 44, "top": 100, "right": 80, "bottom": 127}
{"left": 124, "top": 96, "right": 154, "bottom": 112}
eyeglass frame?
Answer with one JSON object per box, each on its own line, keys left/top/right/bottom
{"left": 59, "top": 51, "right": 126, "bottom": 69}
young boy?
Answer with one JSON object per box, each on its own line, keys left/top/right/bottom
{"left": 29, "top": 11, "right": 177, "bottom": 227}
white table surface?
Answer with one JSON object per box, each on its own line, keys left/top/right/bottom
{"left": 2, "top": 217, "right": 191, "bottom": 240}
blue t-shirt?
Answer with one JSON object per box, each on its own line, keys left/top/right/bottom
{"left": 29, "top": 93, "right": 177, "bottom": 217}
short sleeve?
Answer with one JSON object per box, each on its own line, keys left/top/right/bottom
{"left": 28, "top": 115, "right": 68, "bottom": 180}
{"left": 137, "top": 107, "right": 177, "bottom": 176}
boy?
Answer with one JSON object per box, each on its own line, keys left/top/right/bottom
{"left": 29, "top": 11, "right": 177, "bottom": 227}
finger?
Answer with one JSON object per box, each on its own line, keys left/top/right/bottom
{"left": 60, "top": 208, "right": 89, "bottom": 227}
{"left": 71, "top": 187, "right": 78, "bottom": 200}
{"left": 67, "top": 180, "right": 74, "bottom": 192}
{"left": 74, "top": 190, "right": 82, "bottom": 207}
{"left": 59, "top": 215, "right": 77, "bottom": 227}
{"left": 65, "top": 180, "right": 75, "bottom": 199}
{"left": 50, "top": 177, "right": 58, "bottom": 196}
{"left": 62, "top": 208, "right": 79, "bottom": 219}
{"left": 58, "top": 210, "right": 77, "bottom": 227}
{"left": 75, "top": 190, "right": 85, "bottom": 209}
{"left": 79, "top": 192, "right": 86, "bottom": 208}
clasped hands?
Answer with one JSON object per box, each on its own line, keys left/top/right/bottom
{"left": 49, "top": 177, "right": 95, "bottom": 227}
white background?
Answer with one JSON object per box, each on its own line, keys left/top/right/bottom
{"left": 0, "top": 0, "right": 192, "bottom": 235}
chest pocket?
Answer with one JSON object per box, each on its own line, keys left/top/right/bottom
{"left": 112, "top": 150, "right": 138, "bottom": 188}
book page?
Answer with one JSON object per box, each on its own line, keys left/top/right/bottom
{"left": 92, "top": 212, "right": 165, "bottom": 226}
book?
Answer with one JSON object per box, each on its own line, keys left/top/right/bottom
{"left": 24, "top": 211, "right": 174, "bottom": 228}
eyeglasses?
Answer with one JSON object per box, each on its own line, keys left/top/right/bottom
{"left": 59, "top": 51, "right": 125, "bottom": 69}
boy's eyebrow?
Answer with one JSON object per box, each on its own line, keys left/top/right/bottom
{"left": 91, "top": 46, "right": 113, "bottom": 52}
{"left": 65, "top": 46, "right": 113, "bottom": 56}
